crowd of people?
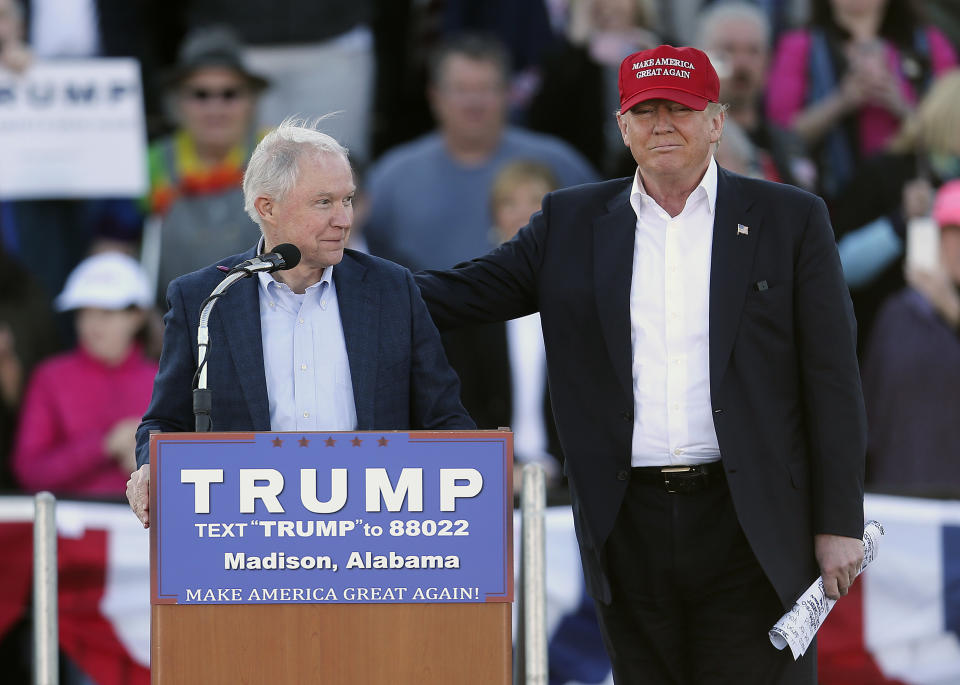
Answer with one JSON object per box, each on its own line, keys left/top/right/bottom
{"left": 0, "top": 0, "right": 958, "bottom": 502}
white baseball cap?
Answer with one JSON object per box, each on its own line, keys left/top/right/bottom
{"left": 55, "top": 252, "right": 153, "bottom": 312}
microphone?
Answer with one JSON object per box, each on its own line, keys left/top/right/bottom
{"left": 229, "top": 243, "right": 301, "bottom": 274}
{"left": 193, "top": 243, "right": 300, "bottom": 432}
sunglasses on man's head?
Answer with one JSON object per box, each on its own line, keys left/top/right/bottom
{"left": 183, "top": 87, "right": 247, "bottom": 102}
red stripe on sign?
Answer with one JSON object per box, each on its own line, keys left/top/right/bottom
{"left": 818, "top": 577, "right": 907, "bottom": 685}
{"left": 58, "top": 529, "right": 149, "bottom": 685}
{"left": 0, "top": 523, "right": 33, "bottom": 638}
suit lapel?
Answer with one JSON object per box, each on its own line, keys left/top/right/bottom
{"left": 219, "top": 274, "right": 271, "bottom": 431}
{"left": 709, "top": 168, "right": 761, "bottom": 388}
{"left": 333, "top": 254, "right": 376, "bottom": 429}
{"left": 593, "top": 185, "right": 636, "bottom": 401}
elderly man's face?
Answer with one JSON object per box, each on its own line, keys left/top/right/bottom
{"left": 261, "top": 152, "right": 354, "bottom": 271}
{"left": 177, "top": 66, "right": 255, "bottom": 153}
{"left": 706, "top": 18, "right": 768, "bottom": 106}
{"left": 430, "top": 55, "right": 507, "bottom": 144}
{"left": 617, "top": 99, "right": 723, "bottom": 182}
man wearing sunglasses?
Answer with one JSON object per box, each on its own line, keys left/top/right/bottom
{"left": 143, "top": 26, "right": 269, "bottom": 304}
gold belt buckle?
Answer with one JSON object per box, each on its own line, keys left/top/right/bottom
{"left": 661, "top": 466, "right": 698, "bottom": 494}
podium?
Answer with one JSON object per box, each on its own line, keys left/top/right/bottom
{"left": 149, "top": 431, "right": 513, "bottom": 684}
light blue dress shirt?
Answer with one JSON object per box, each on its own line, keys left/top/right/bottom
{"left": 257, "top": 267, "right": 357, "bottom": 432}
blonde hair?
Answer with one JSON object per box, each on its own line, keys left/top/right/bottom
{"left": 489, "top": 160, "right": 559, "bottom": 213}
{"left": 891, "top": 70, "right": 960, "bottom": 155}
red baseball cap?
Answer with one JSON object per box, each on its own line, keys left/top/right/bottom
{"left": 618, "top": 45, "right": 720, "bottom": 112}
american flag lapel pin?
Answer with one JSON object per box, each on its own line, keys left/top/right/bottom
{"left": 737, "top": 223, "right": 749, "bottom": 237}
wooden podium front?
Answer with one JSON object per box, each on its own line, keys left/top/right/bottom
{"left": 149, "top": 431, "right": 513, "bottom": 685}
{"left": 152, "top": 603, "right": 510, "bottom": 684}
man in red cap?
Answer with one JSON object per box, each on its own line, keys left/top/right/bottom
{"left": 417, "top": 45, "right": 865, "bottom": 683}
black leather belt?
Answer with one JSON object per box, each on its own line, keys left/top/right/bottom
{"left": 630, "top": 462, "right": 725, "bottom": 494}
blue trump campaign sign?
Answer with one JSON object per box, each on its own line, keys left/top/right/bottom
{"left": 150, "top": 431, "right": 512, "bottom": 605}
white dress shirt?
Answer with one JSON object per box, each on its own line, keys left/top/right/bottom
{"left": 506, "top": 313, "right": 557, "bottom": 474}
{"left": 257, "top": 267, "right": 357, "bottom": 432}
{"left": 629, "top": 157, "right": 721, "bottom": 466}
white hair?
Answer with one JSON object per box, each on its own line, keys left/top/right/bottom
{"left": 706, "top": 101, "right": 730, "bottom": 118}
{"left": 706, "top": 101, "right": 730, "bottom": 154}
{"left": 242, "top": 115, "right": 349, "bottom": 228}
{"left": 696, "top": 1, "right": 771, "bottom": 50}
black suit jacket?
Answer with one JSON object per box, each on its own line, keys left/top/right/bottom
{"left": 441, "top": 323, "right": 563, "bottom": 467}
{"left": 417, "top": 167, "right": 866, "bottom": 608}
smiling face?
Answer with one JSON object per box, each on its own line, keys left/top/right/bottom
{"left": 258, "top": 151, "right": 355, "bottom": 273}
{"left": 617, "top": 99, "right": 724, "bottom": 186}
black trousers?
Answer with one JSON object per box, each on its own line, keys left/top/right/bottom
{"left": 594, "top": 470, "right": 816, "bottom": 684}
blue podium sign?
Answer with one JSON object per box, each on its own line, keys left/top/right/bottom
{"left": 150, "top": 431, "right": 512, "bottom": 605}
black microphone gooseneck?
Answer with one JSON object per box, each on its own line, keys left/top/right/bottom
{"left": 192, "top": 243, "right": 301, "bottom": 431}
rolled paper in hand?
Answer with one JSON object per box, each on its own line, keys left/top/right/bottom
{"left": 769, "top": 520, "right": 884, "bottom": 659}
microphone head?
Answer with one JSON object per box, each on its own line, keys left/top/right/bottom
{"left": 273, "top": 243, "right": 301, "bottom": 270}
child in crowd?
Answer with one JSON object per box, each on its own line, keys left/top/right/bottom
{"left": 12, "top": 253, "right": 157, "bottom": 495}
{"left": 442, "top": 160, "right": 565, "bottom": 494}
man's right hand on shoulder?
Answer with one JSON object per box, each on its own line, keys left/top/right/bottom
{"left": 126, "top": 463, "right": 150, "bottom": 528}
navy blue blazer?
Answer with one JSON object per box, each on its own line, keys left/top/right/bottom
{"left": 417, "top": 167, "right": 867, "bottom": 608}
{"left": 136, "top": 247, "right": 474, "bottom": 466}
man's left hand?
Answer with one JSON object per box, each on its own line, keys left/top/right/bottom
{"left": 815, "top": 533, "right": 864, "bottom": 600}
{"left": 126, "top": 463, "right": 150, "bottom": 529}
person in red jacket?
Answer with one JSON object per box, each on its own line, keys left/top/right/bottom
{"left": 12, "top": 252, "right": 157, "bottom": 495}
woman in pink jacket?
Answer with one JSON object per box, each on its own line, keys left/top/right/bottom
{"left": 12, "top": 252, "right": 158, "bottom": 495}
{"left": 766, "top": 0, "right": 956, "bottom": 200}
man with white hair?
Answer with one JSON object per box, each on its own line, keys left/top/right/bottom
{"left": 126, "top": 120, "right": 474, "bottom": 526}
{"left": 698, "top": 1, "right": 809, "bottom": 187}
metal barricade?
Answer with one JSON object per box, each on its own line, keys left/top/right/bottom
{"left": 516, "top": 464, "right": 547, "bottom": 685}
{"left": 33, "top": 491, "right": 58, "bottom": 685}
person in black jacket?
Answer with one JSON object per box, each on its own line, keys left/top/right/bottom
{"left": 417, "top": 45, "right": 866, "bottom": 684}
